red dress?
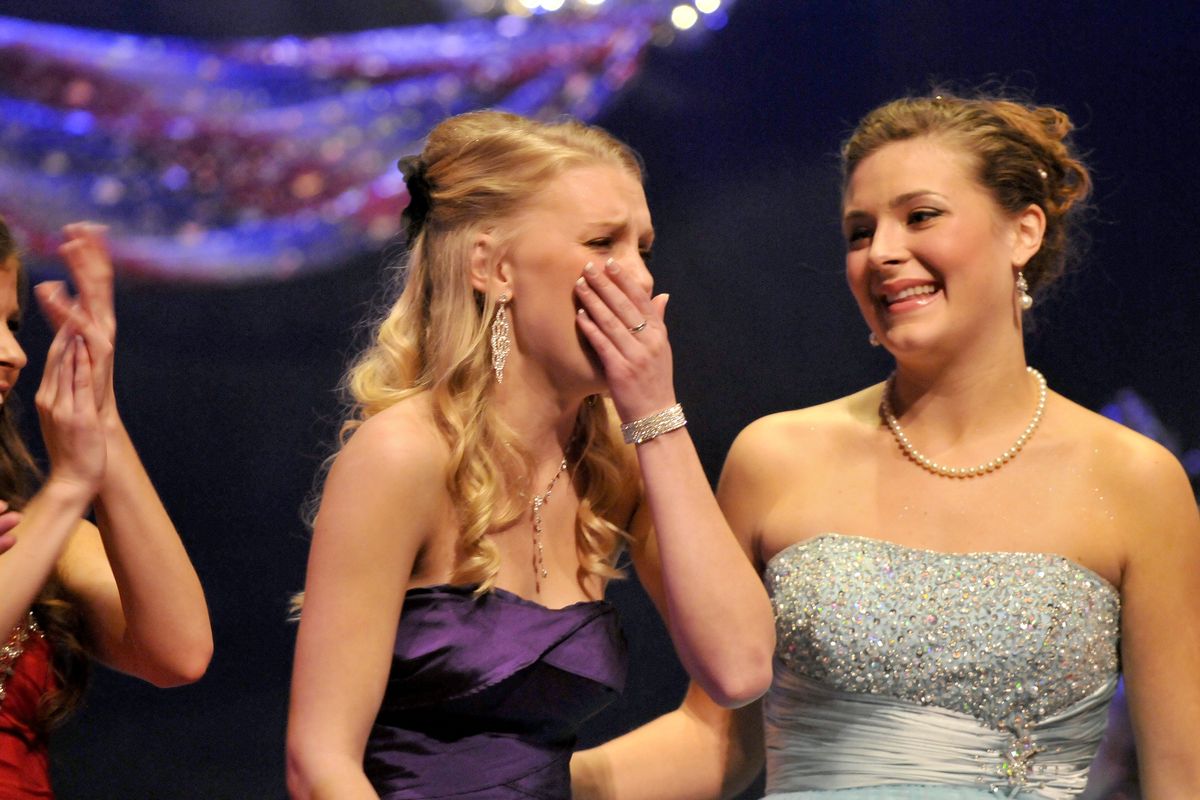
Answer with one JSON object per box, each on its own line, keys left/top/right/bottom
{"left": 0, "top": 614, "right": 55, "bottom": 799}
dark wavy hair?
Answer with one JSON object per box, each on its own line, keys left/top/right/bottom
{"left": 0, "top": 218, "right": 90, "bottom": 731}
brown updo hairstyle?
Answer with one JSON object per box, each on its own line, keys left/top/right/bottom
{"left": 0, "top": 217, "right": 90, "bottom": 731}
{"left": 841, "top": 91, "right": 1092, "bottom": 296}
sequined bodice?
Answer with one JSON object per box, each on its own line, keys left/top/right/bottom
{"left": 763, "top": 533, "right": 1121, "bottom": 798}
{"left": 1, "top": 613, "right": 56, "bottom": 798}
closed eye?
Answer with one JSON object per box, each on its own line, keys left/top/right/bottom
{"left": 845, "top": 226, "right": 873, "bottom": 248}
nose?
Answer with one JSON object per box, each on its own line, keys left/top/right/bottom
{"left": 866, "top": 219, "right": 908, "bottom": 271}
{"left": 0, "top": 327, "right": 27, "bottom": 372}
{"left": 621, "top": 249, "right": 654, "bottom": 296}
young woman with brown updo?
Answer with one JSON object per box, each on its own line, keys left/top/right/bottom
{"left": 0, "top": 220, "right": 212, "bottom": 798}
{"left": 572, "top": 92, "right": 1200, "bottom": 799}
{"left": 285, "top": 111, "right": 774, "bottom": 799}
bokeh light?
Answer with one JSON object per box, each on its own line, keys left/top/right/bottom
{"left": 671, "top": 4, "right": 699, "bottom": 29}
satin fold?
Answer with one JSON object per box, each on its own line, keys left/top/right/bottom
{"left": 765, "top": 668, "right": 1116, "bottom": 799}
{"left": 364, "top": 584, "right": 626, "bottom": 800}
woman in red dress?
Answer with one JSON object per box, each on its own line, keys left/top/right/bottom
{"left": 0, "top": 217, "right": 213, "bottom": 798}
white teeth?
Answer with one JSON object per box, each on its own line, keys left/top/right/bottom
{"left": 886, "top": 285, "right": 938, "bottom": 303}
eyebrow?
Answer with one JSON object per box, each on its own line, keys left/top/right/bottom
{"left": 889, "top": 190, "right": 944, "bottom": 207}
{"left": 587, "top": 219, "right": 656, "bottom": 241}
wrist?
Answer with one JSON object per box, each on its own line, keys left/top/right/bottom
{"left": 40, "top": 474, "right": 98, "bottom": 511}
{"left": 101, "top": 406, "right": 126, "bottom": 436}
{"left": 621, "top": 403, "right": 687, "bottom": 445}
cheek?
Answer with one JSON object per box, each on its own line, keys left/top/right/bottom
{"left": 845, "top": 252, "right": 870, "bottom": 299}
{"left": 844, "top": 254, "right": 880, "bottom": 324}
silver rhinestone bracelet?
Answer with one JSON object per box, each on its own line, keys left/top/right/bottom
{"left": 621, "top": 403, "right": 687, "bottom": 445}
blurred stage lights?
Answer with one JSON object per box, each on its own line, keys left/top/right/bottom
{"left": 670, "top": 5, "right": 698, "bottom": 29}
{"left": 448, "top": 0, "right": 731, "bottom": 24}
{"left": 501, "top": 0, "right": 608, "bottom": 14}
{"left": 669, "top": 0, "right": 722, "bottom": 30}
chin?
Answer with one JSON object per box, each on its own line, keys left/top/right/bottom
{"left": 879, "top": 322, "right": 950, "bottom": 357}
{"left": 576, "top": 339, "right": 608, "bottom": 387}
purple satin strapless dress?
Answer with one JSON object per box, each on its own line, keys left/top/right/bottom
{"left": 363, "top": 584, "right": 627, "bottom": 799}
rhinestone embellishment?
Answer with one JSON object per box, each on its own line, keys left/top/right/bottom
{"left": 766, "top": 535, "right": 1120, "bottom": 791}
{"left": 0, "top": 612, "right": 40, "bottom": 708}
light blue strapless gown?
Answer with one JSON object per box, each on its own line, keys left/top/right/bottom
{"left": 762, "top": 534, "right": 1120, "bottom": 800}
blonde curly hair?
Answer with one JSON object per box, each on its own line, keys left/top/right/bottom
{"left": 341, "top": 110, "right": 641, "bottom": 593}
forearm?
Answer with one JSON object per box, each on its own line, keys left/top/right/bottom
{"left": 636, "top": 429, "right": 775, "bottom": 706}
{"left": 0, "top": 480, "right": 91, "bottom": 633}
{"left": 286, "top": 750, "right": 380, "bottom": 800}
{"left": 91, "top": 414, "right": 211, "bottom": 683}
{"left": 572, "top": 698, "right": 761, "bottom": 800}
{"left": 1141, "top": 761, "right": 1200, "bottom": 800}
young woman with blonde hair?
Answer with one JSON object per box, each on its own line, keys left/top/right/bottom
{"left": 287, "top": 110, "right": 774, "bottom": 799}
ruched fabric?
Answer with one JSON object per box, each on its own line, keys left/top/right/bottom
{"left": 364, "top": 585, "right": 626, "bottom": 800}
{"left": 764, "top": 668, "right": 1116, "bottom": 799}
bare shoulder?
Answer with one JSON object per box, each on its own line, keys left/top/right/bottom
{"left": 719, "top": 385, "right": 882, "bottom": 514}
{"left": 317, "top": 394, "right": 451, "bottom": 548}
{"left": 328, "top": 396, "right": 449, "bottom": 503}
{"left": 1052, "top": 395, "right": 1197, "bottom": 535}
{"left": 726, "top": 384, "right": 882, "bottom": 476}
{"left": 1054, "top": 396, "right": 1191, "bottom": 492}
{"left": 336, "top": 395, "right": 446, "bottom": 473}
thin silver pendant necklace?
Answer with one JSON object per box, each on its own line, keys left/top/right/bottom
{"left": 530, "top": 457, "right": 569, "bottom": 593}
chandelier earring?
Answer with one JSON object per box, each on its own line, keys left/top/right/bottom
{"left": 491, "top": 294, "right": 512, "bottom": 383}
{"left": 1016, "top": 272, "right": 1034, "bottom": 311}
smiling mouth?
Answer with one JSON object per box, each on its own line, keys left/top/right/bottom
{"left": 882, "top": 284, "right": 940, "bottom": 306}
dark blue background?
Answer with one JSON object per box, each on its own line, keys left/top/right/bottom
{"left": 3, "top": 1, "right": 1197, "bottom": 796}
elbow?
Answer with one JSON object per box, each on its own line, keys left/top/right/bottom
{"left": 711, "top": 628, "right": 776, "bottom": 707}
{"left": 285, "top": 746, "right": 312, "bottom": 800}
{"left": 703, "top": 648, "right": 774, "bottom": 708}
{"left": 707, "top": 667, "right": 772, "bottom": 709}
{"left": 164, "top": 645, "right": 213, "bottom": 687}
{"left": 145, "top": 634, "right": 214, "bottom": 688}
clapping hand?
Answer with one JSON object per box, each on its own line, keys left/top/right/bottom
{"left": 35, "top": 223, "right": 116, "bottom": 417}
{"left": 32, "top": 223, "right": 116, "bottom": 495}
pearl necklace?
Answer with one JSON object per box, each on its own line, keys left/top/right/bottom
{"left": 530, "top": 457, "right": 569, "bottom": 592}
{"left": 880, "top": 367, "right": 1048, "bottom": 478}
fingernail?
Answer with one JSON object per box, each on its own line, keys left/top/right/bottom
{"left": 576, "top": 307, "right": 587, "bottom": 316}
{"left": 575, "top": 277, "right": 588, "bottom": 291}
{"left": 583, "top": 262, "right": 596, "bottom": 275}
{"left": 605, "top": 258, "right": 619, "bottom": 274}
